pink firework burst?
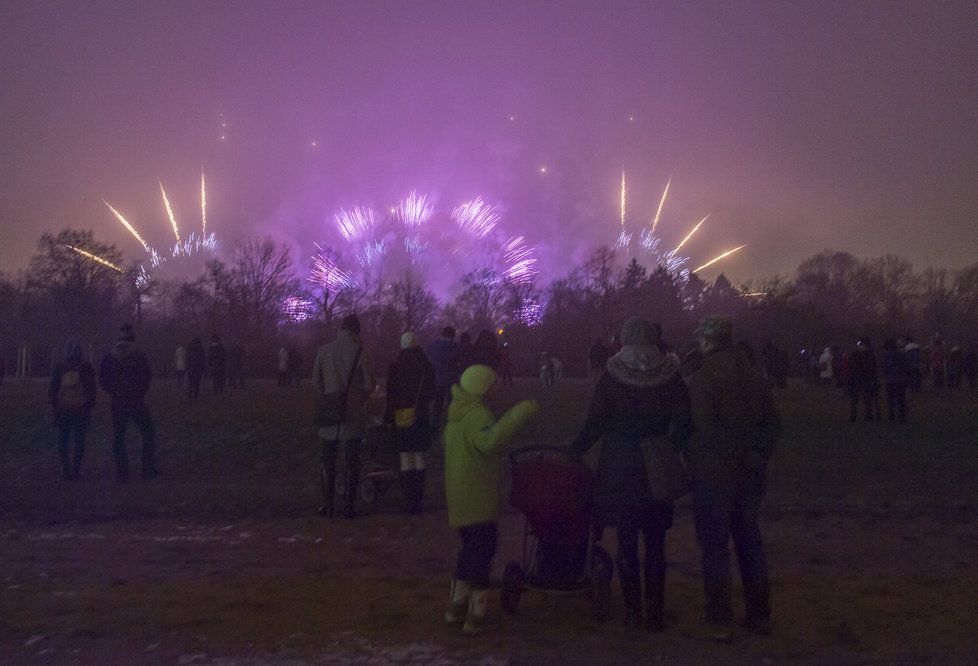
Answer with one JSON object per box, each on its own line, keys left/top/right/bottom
{"left": 335, "top": 206, "right": 376, "bottom": 242}
{"left": 452, "top": 197, "right": 499, "bottom": 239}
{"left": 310, "top": 244, "right": 355, "bottom": 292}
{"left": 501, "top": 236, "right": 538, "bottom": 285}
{"left": 396, "top": 190, "right": 433, "bottom": 227}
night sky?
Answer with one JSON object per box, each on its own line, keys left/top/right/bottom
{"left": 2, "top": 1, "right": 977, "bottom": 283}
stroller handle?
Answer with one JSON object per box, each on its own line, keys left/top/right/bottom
{"left": 509, "top": 445, "right": 582, "bottom": 466}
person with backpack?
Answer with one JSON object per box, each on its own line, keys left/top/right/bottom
{"left": 384, "top": 332, "right": 436, "bottom": 513}
{"left": 99, "top": 324, "right": 158, "bottom": 482}
{"left": 686, "top": 317, "right": 780, "bottom": 640}
{"left": 312, "top": 314, "right": 376, "bottom": 518}
{"left": 48, "top": 340, "right": 97, "bottom": 480}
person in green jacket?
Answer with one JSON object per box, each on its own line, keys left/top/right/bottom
{"left": 444, "top": 364, "right": 538, "bottom": 634}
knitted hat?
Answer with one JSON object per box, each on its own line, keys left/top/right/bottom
{"left": 697, "top": 316, "right": 732, "bottom": 344}
{"left": 620, "top": 317, "right": 658, "bottom": 346}
{"left": 400, "top": 331, "right": 418, "bottom": 349}
{"left": 460, "top": 364, "right": 497, "bottom": 396}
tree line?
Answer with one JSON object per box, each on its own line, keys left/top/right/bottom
{"left": 3, "top": 229, "right": 977, "bottom": 379}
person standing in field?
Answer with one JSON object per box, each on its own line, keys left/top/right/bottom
{"left": 904, "top": 337, "right": 923, "bottom": 393}
{"left": 99, "top": 324, "right": 158, "bottom": 482}
{"left": 384, "top": 332, "right": 436, "bottom": 513}
{"left": 687, "top": 317, "right": 779, "bottom": 641}
{"left": 818, "top": 346, "right": 834, "bottom": 386}
{"left": 427, "top": 326, "right": 461, "bottom": 436}
{"left": 227, "top": 341, "right": 245, "bottom": 392}
{"left": 847, "top": 338, "right": 880, "bottom": 421}
{"left": 963, "top": 344, "right": 977, "bottom": 389}
{"left": 49, "top": 340, "right": 97, "bottom": 480}
{"left": 277, "top": 346, "right": 290, "bottom": 387}
{"left": 881, "top": 339, "right": 909, "bottom": 422}
{"left": 931, "top": 337, "right": 946, "bottom": 388}
{"left": 174, "top": 344, "right": 187, "bottom": 387}
{"left": 570, "top": 317, "right": 691, "bottom": 632}
{"left": 208, "top": 335, "right": 227, "bottom": 396}
{"left": 313, "top": 314, "right": 376, "bottom": 518}
{"left": 185, "top": 337, "right": 205, "bottom": 400}
{"left": 588, "top": 336, "right": 611, "bottom": 380}
{"left": 444, "top": 364, "right": 538, "bottom": 634}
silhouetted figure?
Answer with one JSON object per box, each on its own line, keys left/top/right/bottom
{"left": 208, "top": 335, "right": 227, "bottom": 395}
{"left": 384, "top": 332, "right": 435, "bottom": 514}
{"left": 427, "top": 326, "right": 460, "bottom": 435}
{"left": 931, "top": 337, "right": 946, "bottom": 388}
{"left": 588, "top": 336, "right": 611, "bottom": 379}
{"left": 277, "top": 346, "right": 290, "bottom": 387}
{"left": 174, "top": 344, "right": 187, "bottom": 386}
{"left": 963, "top": 345, "right": 977, "bottom": 389}
{"left": 499, "top": 342, "right": 514, "bottom": 386}
{"left": 538, "top": 352, "right": 555, "bottom": 387}
{"left": 186, "top": 337, "right": 205, "bottom": 400}
{"left": 688, "top": 316, "right": 779, "bottom": 639}
{"left": 947, "top": 346, "right": 963, "bottom": 389}
{"left": 288, "top": 346, "right": 303, "bottom": 387}
{"left": 847, "top": 338, "right": 880, "bottom": 422}
{"left": 49, "top": 340, "right": 97, "bottom": 480}
{"left": 570, "top": 318, "right": 691, "bottom": 631}
{"left": 470, "top": 330, "right": 500, "bottom": 370}
{"left": 831, "top": 345, "right": 845, "bottom": 388}
{"left": 227, "top": 341, "right": 245, "bottom": 391}
{"left": 99, "top": 324, "right": 157, "bottom": 482}
{"left": 818, "top": 346, "right": 834, "bottom": 386}
{"left": 881, "top": 339, "right": 908, "bottom": 422}
{"left": 313, "top": 314, "right": 376, "bottom": 518}
{"left": 904, "top": 338, "right": 922, "bottom": 393}
{"left": 761, "top": 341, "right": 788, "bottom": 389}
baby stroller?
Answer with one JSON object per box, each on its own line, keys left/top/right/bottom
{"left": 329, "top": 425, "right": 399, "bottom": 512}
{"left": 501, "top": 446, "right": 613, "bottom": 621}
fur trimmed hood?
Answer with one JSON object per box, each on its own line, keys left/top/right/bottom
{"left": 606, "top": 345, "right": 681, "bottom": 388}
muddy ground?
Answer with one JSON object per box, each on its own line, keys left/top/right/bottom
{"left": 2, "top": 377, "right": 977, "bottom": 664}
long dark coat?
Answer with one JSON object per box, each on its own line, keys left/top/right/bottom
{"left": 384, "top": 347, "right": 436, "bottom": 453}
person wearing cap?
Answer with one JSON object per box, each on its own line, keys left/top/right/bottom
{"left": 384, "top": 331, "right": 436, "bottom": 513}
{"left": 443, "top": 364, "right": 538, "bottom": 634}
{"left": 569, "top": 317, "right": 691, "bottom": 632}
{"left": 312, "top": 314, "right": 376, "bottom": 518}
{"left": 687, "top": 316, "right": 780, "bottom": 640}
{"left": 48, "top": 340, "right": 97, "bottom": 480}
{"left": 99, "top": 324, "right": 158, "bottom": 481}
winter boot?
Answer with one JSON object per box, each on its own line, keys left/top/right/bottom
{"left": 343, "top": 465, "right": 359, "bottom": 519}
{"left": 445, "top": 579, "right": 470, "bottom": 624}
{"left": 399, "top": 471, "right": 412, "bottom": 513}
{"left": 410, "top": 469, "right": 426, "bottom": 514}
{"left": 318, "top": 462, "right": 335, "bottom": 517}
{"left": 462, "top": 588, "right": 498, "bottom": 634}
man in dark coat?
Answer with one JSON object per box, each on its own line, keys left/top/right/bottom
{"left": 99, "top": 324, "right": 157, "bottom": 481}
{"left": 427, "top": 326, "right": 460, "bottom": 435}
{"left": 570, "top": 317, "right": 691, "bottom": 631}
{"left": 881, "top": 339, "right": 909, "bottom": 422}
{"left": 227, "top": 341, "right": 245, "bottom": 392}
{"left": 208, "top": 335, "right": 227, "bottom": 395}
{"left": 847, "top": 338, "right": 880, "bottom": 421}
{"left": 384, "top": 331, "right": 436, "bottom": 513}
{"left": 49, "top": 340, "right": 97, "bottom": 479}
{"left": 687, "top": 317, "right": 779, "bottom": 640}
{"left": 185, "top": 337, "right": 206, "bottom": 400}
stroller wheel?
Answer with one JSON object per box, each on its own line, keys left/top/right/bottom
{"left": 589, "top": 545, "right": 613, "bottom": 622}
{"left": 359, "top": 477, "right": 377, "bottom": 507}
{"left": 501, "top": 562, "right": 523, "bottom": 615}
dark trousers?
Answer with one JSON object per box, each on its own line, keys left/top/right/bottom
{"left": 693, "top": 472, "right": 770, "bottom": 625}
{"left": 176, "top": 369, "right": 186, "bottom": 386}
{"left": 909, "top": 368, "right": 922, "bottom": 393}
{"left": 56, "top": 412, "right": 89, "bottom": 477}
{"left": 431, "top": 384, "right": 451, "bottom": 435}
{"left": 212, "top": 372, "right": 225, "bottom": 395}
{"left": 849, "top": 385, "right": 880, "bottom": 421}
{"left": 111, "top": 403, "right": 156, "bottom": 479}
{"left": 885, "top": 382, "right": 907, "bottom": 422}
{"left": 614, "top": 505, "right": 670, "bottom": 623}
{"left": 187, "top": 372, "right": 202, "bottom": 400}
{"left": 321, "top": 439, "right": 361, "bottom": 514}
{"left": 455, "top": 522, "right": 498, "bottom": 589}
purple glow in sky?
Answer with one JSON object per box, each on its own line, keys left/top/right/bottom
{"left": 2, "top": 1, "right": 977, "bottom": 284}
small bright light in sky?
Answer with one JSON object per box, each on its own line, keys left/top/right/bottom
{"left": 628, "top": 116, "right": 635, "bottom": 122}
{"left": 538, "top": 166, "right": 547, "bottom": 174}
{"left": 220, "top": 135, "right": 226, "bottom": 141}
{"left": 310, "top": 140, "right": 318, "bottom": 148}
{"left": 508, "top": 115, "right": 515, "bottom": 122}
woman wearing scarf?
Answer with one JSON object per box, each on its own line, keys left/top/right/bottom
{"left": 569, "top": 317, "right": 691, "bottom": 631}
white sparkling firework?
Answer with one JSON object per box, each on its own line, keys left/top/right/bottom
{"left": 200, "top": 173, "right": 207, "bottom": 235}
{"left": 309, "top": 244, "right": 355, "bottom": 292}
{"left": 620, "top": 170, "right": 626, "bottom": 227}
{"left": 159, "top": 182, "right": 180, "bottom": 243}
{"left": 64, "top": 245, "right": 123, "bottom": 273}
{"left": 693, "top": 244, "right": 749, "bottom": 273}
{"left": 452, "top": 197, "right": 499, "bottom": 239}
{"left": 501, "top": 236, "right": 538, "bottom": 284}
{"left": 650, "top": 176, "right": 671, "bottom": 234}
{"left": 396, "top": 190, "right": 433, "bottom": 227}
{"left": 335, "top": 206, "right": 376, "bottom": 242}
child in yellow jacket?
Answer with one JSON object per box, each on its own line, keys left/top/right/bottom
{"left": 443, "top": 364, "right": 538, "bottom": 634}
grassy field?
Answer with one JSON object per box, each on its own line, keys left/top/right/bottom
{"left": 1, "top": 376, "right": 977, "bottom": 664}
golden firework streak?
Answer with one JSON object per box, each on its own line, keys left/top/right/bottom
{"left": 103, "top": 201, "right": 150, "bottom": 251}
{"left": 159, "top": 182, "right": 180, "bottom": 243}
{"left": 65, "top": 245, "right": 123, "bottom": 273}
{"left": 200, "top": 173, "right": 207, "bottom": 235}
{"left": 619, "top": 170, "right": 626, "bottom": 227}
{"left": 650, "top": 176, "right": 671, "bottom": 233}
{"left": 693, "top": 244, "right": 748, "bottom": 273}
{"left": 670, "top": 214, "right": 710, "bottom": 256}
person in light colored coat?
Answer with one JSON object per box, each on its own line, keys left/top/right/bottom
{"left": 312, "top": 314, "right": 376, "bottom": 517}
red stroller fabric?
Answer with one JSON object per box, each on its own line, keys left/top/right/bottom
{"left": 510, "top": 448, "right": 595, "bottom": 547}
